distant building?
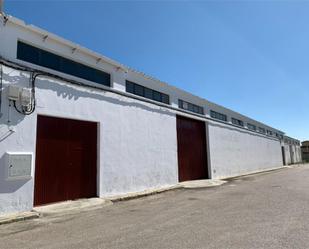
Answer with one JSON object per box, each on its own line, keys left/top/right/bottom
{"left": 301, "top": 141, "right": 309, "bottom": 162}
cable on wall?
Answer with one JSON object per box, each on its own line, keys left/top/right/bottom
{"left": 11, "top": 71, "right": 36, "bottom": 115}
{"left": 0, "top": 57, "right": 288, "bottom": 143}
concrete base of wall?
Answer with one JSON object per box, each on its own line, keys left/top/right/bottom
{"left": 1, "top": 163, "right": 307, "bottom": 225}
{"left": 0, "top": 211, "right": 40, "bottom": 225}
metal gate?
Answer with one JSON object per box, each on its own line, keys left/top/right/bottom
{"left": 176, "top": 115, "right": 208, "bottom": 182}
{"left": 34, "top": 115, "right": 97, "bottom": 206}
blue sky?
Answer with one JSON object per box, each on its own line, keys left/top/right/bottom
{"left": 4, "top": 1, "right": 308, "bottom": 141}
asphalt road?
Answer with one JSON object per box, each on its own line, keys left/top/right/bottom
{"left": 1, "top": 165, "right": 309, "bottom": 249}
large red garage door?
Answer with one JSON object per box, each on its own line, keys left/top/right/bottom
{"left": 34, "top": 115, "right": 97, "bottom": 206}
{"left": 177, "top": 115, "right": 208, "bottom": 182}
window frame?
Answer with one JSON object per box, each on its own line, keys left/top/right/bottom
{"left": 125, "top": 80, "right": 170, "bottom": 105}
{"left": 231, "top": 118, "right": 244, "bottom": 127}
{"left": 178, "top": 99, "right": 204, "bottom": 115}
{"left": 247, "top": 123, "right": 257, "bottom": 131}
{"left": 17, "top": 41, "right": 111, "bottom": 86}
{"left": 210, "top": 110, "right": 227, "bottom": 122}
{"left": 267, "top": 130, "right": 273, "bottom": 136}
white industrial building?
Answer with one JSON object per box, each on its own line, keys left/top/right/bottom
{"left": 0, "top": 13, "right": 302, "bottom": 215}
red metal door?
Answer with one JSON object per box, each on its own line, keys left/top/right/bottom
{"left": 176, "top": 115, "right": 208, "bottom": 182}
{"left": 34, "top": 115, "right": 97, "bottom": 206}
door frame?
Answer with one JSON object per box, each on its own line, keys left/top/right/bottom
{"left": 281, "top": 146, "right": 286, "bottom": 165}
{"left": 176, "top": 114, "right": 210, "bottom": 181}
{"left": 33, "top": 114, "right": 100, "bottom": 206}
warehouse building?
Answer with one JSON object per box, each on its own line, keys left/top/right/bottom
{"left": 301, "top": 141, "right": 309, "bottom": 162}
{"left": 0, "top": 14, "right": 302, "bottom": 215}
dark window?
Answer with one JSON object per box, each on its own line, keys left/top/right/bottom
{"left": 153, "top": 91, "right": 161, "bottom": 102}
{"left": 247, "top": 123, "right": 256, "bottom": 131}
{"left": 231, "top": 118, "right": 244, "bottom": 127}
{"left": 41, "top": 50, "right": 60, "bottom": 70}
{"left": 134, "top": 84, "right": 144, "bottom": 97}
{"left": 17, "top": 41, "right": 40, "bottom": 64}
{"left": 210, "top": 110, "right": 227, "bottom": 121}
{"left": 161, "top": 94, "right": 169, "bottom": 105}
{"left": 267, "top": 130, "right": 273, "bottom": 136}
{"left": 17, "top": 41, "right": 111, "bottom": 86}
{"left": 258, "top": 127, "right": 266, "bottom": 134}
{"left": 179, "top": 99, "right": 204, "bottom": 115}
{"left": 126, "top": 81, "right": 134, "bottom": 94}
{"left": 144, "top": 88, "right": 153, "bottom": 99}
{"left": 188, "top": 103, "right": 195, "bottom": 112}
{"left": 125, "top": 81, "right": 170, "bottom": 104}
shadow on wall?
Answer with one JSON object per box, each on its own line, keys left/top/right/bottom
{"left": 36, "top": 76, "right": 174, "bottom": 117}
{"left": 209, "top": 122, "right": 280, "bottom": 142}
{"left": 0, "top": 154, "right": 31, "bottom": 193}
{"left": 0, "top": 72, "right": 31, "bottom": 194}
{"left": 0, "top": 72, "right": 174, "bottom": 195}
{"left": 0, "top": 72, "right": 29, "bottom": 138}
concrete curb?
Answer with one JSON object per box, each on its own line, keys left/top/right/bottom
{"left": 33, "top": 198, "right": 112, "bottom": 216}
{"left": 222, "top": 166, "right": 288, "bottom": 181}
{"left": 107, "top": 185, "right": 181, "bottom": 202}
{"left": 0, "top": 211, "right": 40, "bottom": 225}
{"left": 107, "top": 179, "right": 228, "bottom": 202}
{"left": 178, "top": 179, "right": 227, "bottom": 189}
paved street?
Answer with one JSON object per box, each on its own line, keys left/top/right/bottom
{"left": 1, "top": 165, "right": 309, "bottom": 249}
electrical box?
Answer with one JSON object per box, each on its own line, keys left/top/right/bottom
{"left": 6, "top": 153, "right": 32, "bottom": 180}
{"left": 8, "top": 85, "right": 21, "bottom": 101}
{"left": 20, "top": 88, "right": 32, "bottom": 106}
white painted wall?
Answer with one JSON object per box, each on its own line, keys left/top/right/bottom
{"left": 208, "top": 121, "right": 283, "bottom": 179}
{"left": 0, "top": 66, "right": 178, "bottom": 214}
{"left": 0, "top": 16, "right": 286, "bottom": 137}
{"left": 284, "top": 145, "right": 292, "bottom": 165}
{"left": 0, "top": 15, "right": 302, "bottom": 215}
{"left": 283, "top": 143, "right": 302, "bottom": 165}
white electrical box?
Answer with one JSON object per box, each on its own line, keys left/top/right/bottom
{"left": 6, "top": 152, "right": 32, "bottom": 180}
{"left": 20, "top": 88, "right": 32, "bottom": 106}
{"left": 8, "top": 85, "right": 21, "bottom": 101}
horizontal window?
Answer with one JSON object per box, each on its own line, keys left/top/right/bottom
{"left": 275, "top": 133, "right": 283, "bottom": 139}
{"left": 267, "top": 130, "right": 273, "bottom": 136}
{"left": 210, "top": 110, "right": 227, "bottom": 122}
{"left": 178, "top": 99, "right": 204, "bottom": 115}
{"left": 231, "top": 118, "right": 244, "bottom": 127}
{"left": 258, "top": 127, "right": 266, "bottom": 134}
{"left": 17, "top": 41, "right": 111, "bottom": 86}
{"left": 126, "top": 81, "right": 170, "bottom": 104}
{"left": 247, "top": 123, "right": 256, "bottom": 131}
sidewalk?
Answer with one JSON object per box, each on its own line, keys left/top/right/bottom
{"left": 1, "top": 164, "right": 305, "bottom": 225}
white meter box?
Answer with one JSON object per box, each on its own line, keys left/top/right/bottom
{"left": 6, "top": 152, "right": 32, "bottom": 180}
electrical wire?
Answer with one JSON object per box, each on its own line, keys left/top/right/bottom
{"left": 0, "top": 57, "right": 285, "bottom": 142}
